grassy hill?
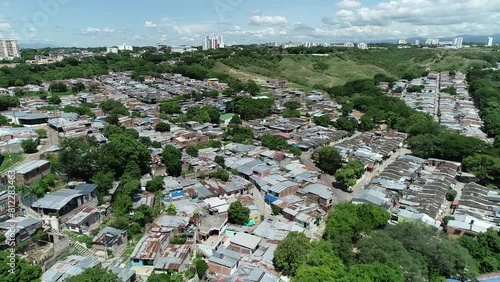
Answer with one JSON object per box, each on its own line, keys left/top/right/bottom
{"left": 210, "top": 47, "right": 500, "bottom": 88}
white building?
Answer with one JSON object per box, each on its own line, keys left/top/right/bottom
{"left": 344, "top": 42, "right": 354, "bottom": 48}
{"left": 398, "top": 38, "right": 407, "bottom": 45}
{"left": 0, "top": 40, "right": 21, "bottom": 60}
{"left": 357, "top": 42, "right": 368, "bottom": 50}
{"left": 106, "top": 47, "right": 119, "bottom": 54}
{"left": 426, "top": 38, "right": 440, "bottom": 45}
{"left": 117, "top": 43, "right": 133, "bottom": 51}
{"left": 202, "top": 35, "right": 224, "bottom": 50}
{"left": 412, "top": 40, "right": 420, "bottom": 46}
{"left": 171, "top": 46, "right": 197, "bottom": 53}
{"left": 487, "top": 37, "right": 494, "bottom": 46}
{"left": 453, "top": 37, "right": 463, "bottom": 49}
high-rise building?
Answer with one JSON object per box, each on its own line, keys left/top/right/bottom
{"left": 202, "top": 35, "right": 224, "bottom": 50}
{"left": 487, "top": 37, "right": 494, "bottom": 46}
{"left": 357, "top": 42, "right": 368, "bottom": 50}
{"left": 453, "top": 37, "right": 463, "bottom": 49}
{"left": 412, "top": 40, "right": 420, "bottom": 46}
{"left": 117, "top": 43, "right": 133, "bottom": 51}
{"left": 0, "top": 40, "right": 21, "bottom": 60}
{"left": 398, "top": 38, "right": 407, "bottom": 45}
{"left": 344, "top": 42, "right": 354, "bottom": 48}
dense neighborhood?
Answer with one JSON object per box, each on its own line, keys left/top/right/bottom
{"left": 0, "top": 40, "right": 500, "bottom": 282}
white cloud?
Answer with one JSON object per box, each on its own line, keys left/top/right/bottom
{"left": 249, "top": 15, "right": 288, "bottom": 26}
{"left": 144, "top": 21, "right": 157, "bottom": 28}
{"left": 336, "top": 0, "right": 361, "bottom": 9}
{"left": 0, "top": 15, "right": 13, "bottom": 32}
{"left": 2, "top": 1, "right": 9, "bottom": 8}
{"left": 81, "top": 27, "right": 116, "bottom": 34}
{"left": 319, "top": 0, "right": 500, "bottom": 40}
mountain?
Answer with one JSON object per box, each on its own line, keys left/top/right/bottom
{"left": 19, "top": 43, "right": 58, "bottom": 49}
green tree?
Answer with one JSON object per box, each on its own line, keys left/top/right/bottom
{"left": 21, "top": 139, "right": 38, "bottom": 154}
{"left": 229, "top": 114, "right": 242, "bottom": 125}
{"left": 313, "top": 115, "right": 331, "bottom": 127}
{"left": 105, "top": 114, "right": 119, "bottom": 125}
{"left": 227, "top": 201, "right": 250, "bottom": 225}
{"left": 57, "top": 137, "right": 97, "bottom": 180}
{"left": 49, "top": 82, "right": 68, "bottom": 93}
{"left": 64, "top": 266, "right": 121, "bottom": 282}
{"left": 261, "top": 134, "right": 289, "bottom": 150}
{"left": 209, "top": 168, "right": 229, "bottom": 181}
{"left": 214, "top": 155, "right": 225, "bottom": 168}
{"left": 359, "top": 115, "right": 375, "bottom": 131}
{"left": 92, "top": 171, "right": 114, "bottom": 195}
{"left": 0, "top": 96, "right": 20, "bottom": 110}
{"left": 446, "top": 189, "right": 457, "bottom": 201}
{"left": 48, "top": 95, "right": 61, "bottom": 105}
{"left": 283, "top": 101, "right": 302, "bottom": 110}
{"left": 0, "top": 251, "right": 43, "bottom": 282}
{"left": 274, "top": 231, "right": 312, "bottom": 276}
{"left": 246, "top": 80, "right": 260, "bottom": 95}
{"left": 155, "top": 122, "right": 170, "bottom": 132}
{"left": 72, "top": 82, "right": 85, "bottom": 93}
{"left": 315, "top": 146, "right": 343, "bottom": 175}
{"left": 195, "top": 258, "right": 208, "bottom": 279}
{"left": 186, "top": 146, "right": 199, "bottom": 157}
{"left": 147, "top": 272, "right": 183, "bottom": 282}
{"left": 146, "top": 176, "right": 164, "bottom": 193}
{"left": 36, "top": 128, "right": 47, "bottom": 139}
{"left": 166, "top": 204, "right": 177, "bottom": 215}
{"left": 162, "top": 145, "right": 182, "bottom": 177}
{"left": 160, "top": 99, "right": 182, "bottom": 114}
{"left": 100, "top": 99, "right": 129, "bottom": 116}
{"left": 335, "top": 116, "right": 358, "bottom": 133}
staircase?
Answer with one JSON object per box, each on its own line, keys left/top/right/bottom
{"left": 21, "top": 203, "right": 42, "bottom": 220}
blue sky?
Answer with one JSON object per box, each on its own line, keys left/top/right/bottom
{"left": 0, "top": 0, "right": 498, "bottom": 47}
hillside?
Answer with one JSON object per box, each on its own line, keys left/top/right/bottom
{"left": 210, "top": 47, "right": 500, "bottom": 88}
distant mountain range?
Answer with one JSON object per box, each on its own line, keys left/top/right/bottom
{"left": 19, "top": 43, "right": 58, "bottom": 49}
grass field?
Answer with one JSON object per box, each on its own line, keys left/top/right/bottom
{"left": 213, "top": 47, "right": 499, "bottom": 88}
{"left": 0, "top": 152, "right": 24, "bottom": 173}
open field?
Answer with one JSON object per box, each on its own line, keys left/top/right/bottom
{"left": 212, "top": 47, "right": 499, "bottom": 88}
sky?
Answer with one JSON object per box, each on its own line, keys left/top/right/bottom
{"left": 0, "top": 0, "right": 499, "bottom": 47}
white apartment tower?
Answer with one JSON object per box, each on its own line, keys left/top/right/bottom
{"left": 487, "top": 37, "right": 494, "bottom": 46}
{"left": 0, "top": 40, "right": 21, "bottom": 60}
{"left": 118, "top": 43, "right": 133, "bottom": 51}
{"left": 357, "top": 42, "right": 368, "bottom": 50}
{"left": 202, "top": 35, "right": 224, "bottom": 50}
{"left": 398, "top": 38, "right": 407, "bottom": 45}
{"left": 453, "top": 37, "right": 463, "bottom": 49}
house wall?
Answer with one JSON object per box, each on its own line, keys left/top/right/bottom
{"left": 277, "top": 185, "right": 299, "bottom": 198}
{"left": 208, "top": 262, "right": 235, "bottom": 276}
{"left": 446, "top": 227, "right": 477, "bottom": 238}
{"left": 228, "top": 243, "right": 253, "bottom": 255}
{"left": 16, "top": 162, "right": 51, "bottom": 185}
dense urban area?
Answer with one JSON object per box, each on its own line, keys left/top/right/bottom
{"left": 0, "top": 36, "right": 500, "bottom": 282}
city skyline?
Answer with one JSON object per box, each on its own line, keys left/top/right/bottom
{"left": 0, "top": 0, "right": 499, "bottom": 47}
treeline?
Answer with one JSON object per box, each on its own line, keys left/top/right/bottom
{"left": 324, "top": 76, "right": 499, "bottom": 187}
{"left": 274, "top": 203, "right": 478, "bottom": 281}
{"left": 463, "top": 69, "right": 500, "bottom": 187}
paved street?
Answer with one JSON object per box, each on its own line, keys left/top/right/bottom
{"left": 25, "top": 126, "right": 60, "bottom": 163}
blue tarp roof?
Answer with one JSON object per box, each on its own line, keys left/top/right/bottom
{"left": 265, "top": 194, "right": 278, "bottom": 203}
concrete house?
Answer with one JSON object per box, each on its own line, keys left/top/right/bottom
{"left": 228, "top": 232, "right": 262, "bottom": 254}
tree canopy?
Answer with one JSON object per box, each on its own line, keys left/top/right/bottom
{"left": 227, "top": 201, "right": 250, "bottom": 225}
{"left": 314, "top": 146, "right": 343, "bottom": 175}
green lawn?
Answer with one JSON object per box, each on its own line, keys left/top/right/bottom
{"left": 0, "top": 152, "right": 24, "bottom": 173}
